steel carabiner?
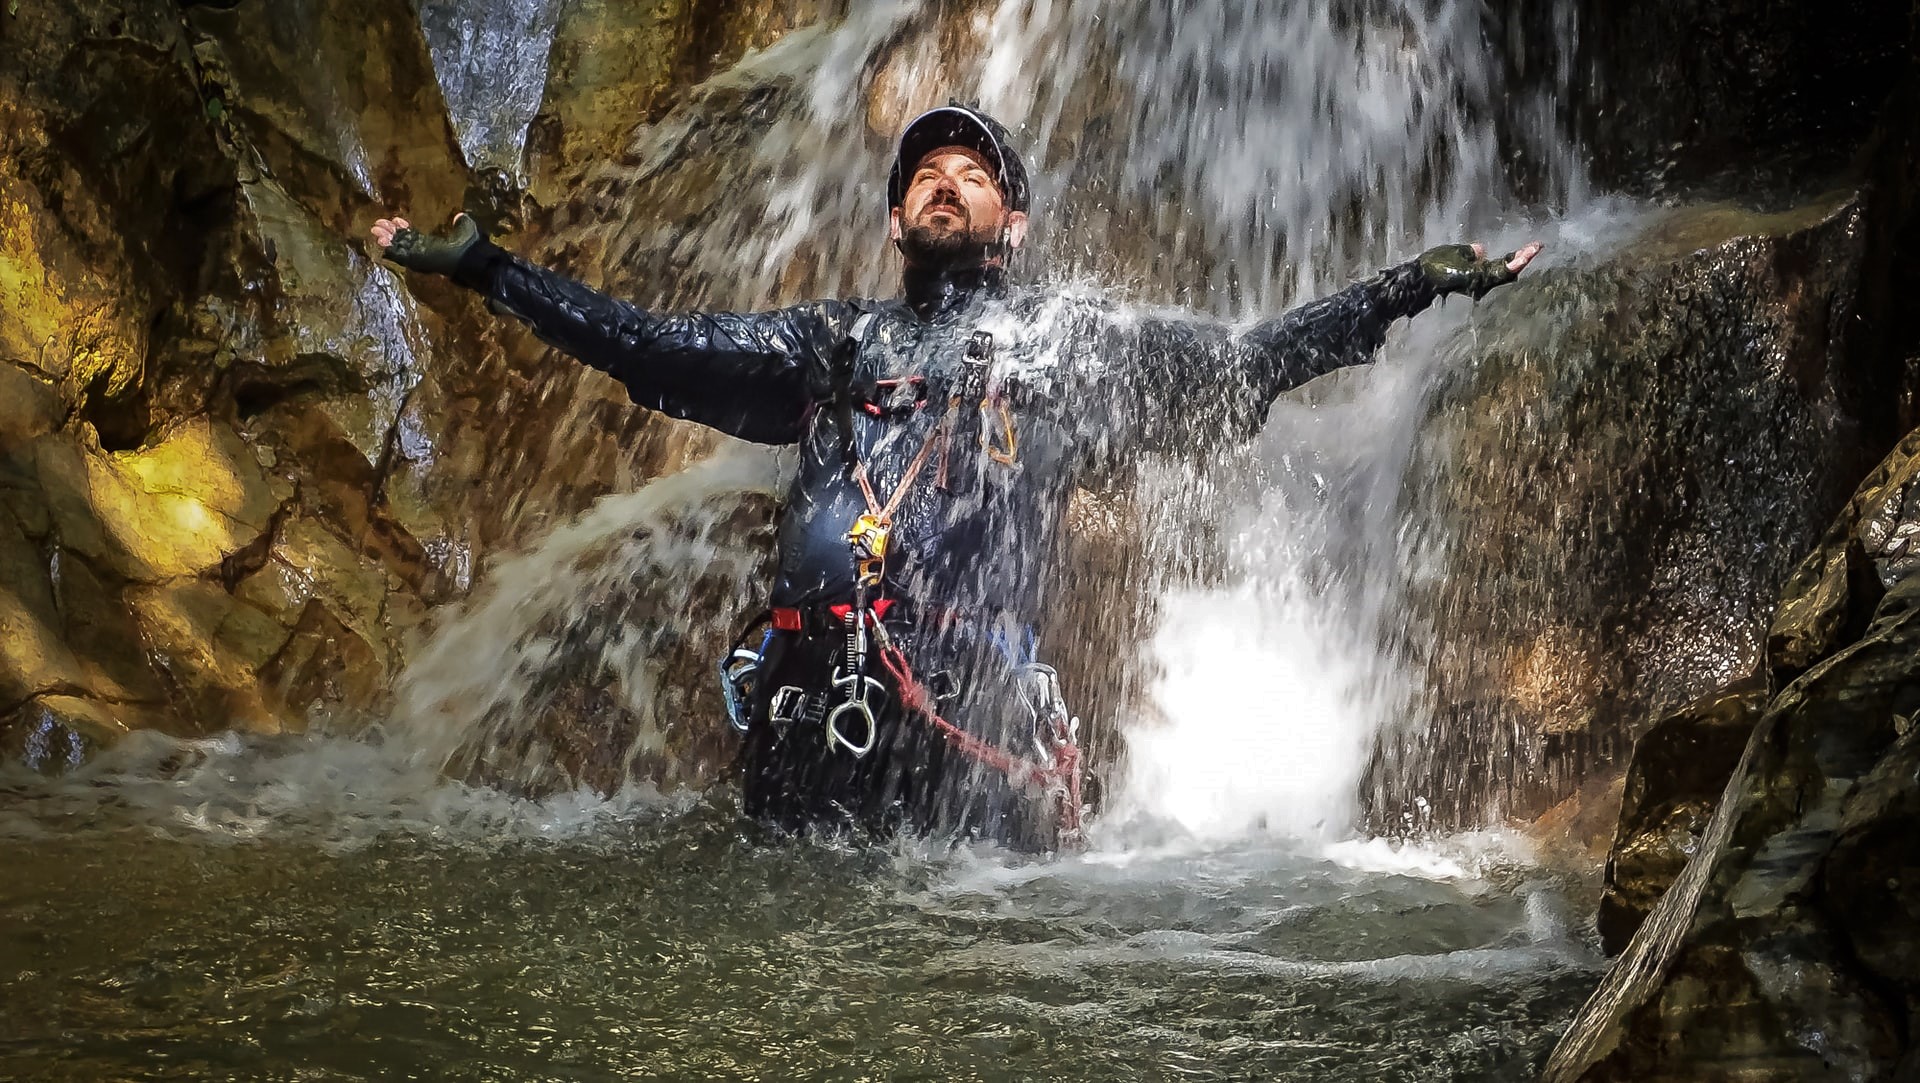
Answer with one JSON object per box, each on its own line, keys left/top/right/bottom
{"left": 825, "top": 697, "right": 877, "bottom": 757}
{"left": 825, "top": 668, "right": 886, "bottom": 757}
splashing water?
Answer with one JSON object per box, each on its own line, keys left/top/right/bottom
{"left": 392, "top": 446, "right": 788, "bottom": 794}
{"left": 417, "top": 0, "right": 566, "bottom": 174}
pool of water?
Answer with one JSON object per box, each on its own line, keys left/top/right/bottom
{"left": 0, "top": 733, "right": 1600, "bottom": 1081}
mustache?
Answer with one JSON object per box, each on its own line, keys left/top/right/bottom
{"left": 922, "top": 191, "right": 967, "bottom": 215}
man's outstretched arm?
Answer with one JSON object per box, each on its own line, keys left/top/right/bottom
{"left": 1240, "top": 242, "right": 1543, "bottom": 394}
{"left": 373, "top": 215, "right": 852, "bottom": 445}
{"left": 1107, "top": 242, "right": 1542, "bottom": 453}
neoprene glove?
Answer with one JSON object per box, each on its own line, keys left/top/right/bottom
{"left": 382, "top": 214, "right": 482, "bottom": 277}
{"left": 1417, "top": 243, "right": 1519, "bottom": 300}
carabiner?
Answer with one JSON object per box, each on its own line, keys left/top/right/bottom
{"left": 719, "top": 645, "right": 766, "bottom": 733}
{"left": 826, "top": 698, "right": 877, "bottom": 757}
{"left": 826, "top": 670, "right": 886, "bottom": 757}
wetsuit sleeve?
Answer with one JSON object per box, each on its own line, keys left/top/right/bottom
{"left": 1103, "top": 259, "right": 1441, "bottom": 454}
{"left": 451, "top": 240, "right": 852, "bottom": 445}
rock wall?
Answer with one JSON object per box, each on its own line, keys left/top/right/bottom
{"left": 1366, "top": 192, "right": 1889, "bottom": 830}
{"left": 1559, "top": 0, "right": 1913, "bottom": 195}
{"left": 0, "top": 0, "right": 811, "bottom": 763}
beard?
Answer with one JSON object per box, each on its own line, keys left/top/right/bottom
{"left": 898, "top": 207, "right": 999, "bottom": 267}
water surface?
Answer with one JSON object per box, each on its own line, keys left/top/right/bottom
{"left": 1, "top": 735, "right": 1599, "bottom": 1082}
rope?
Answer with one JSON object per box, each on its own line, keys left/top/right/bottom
{"left": 875, "top": 636, "right": 1084, "bottom": 841}
{"left": 851, "top": 413, "right": 951, "bottom": 523}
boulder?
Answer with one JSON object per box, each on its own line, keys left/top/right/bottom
{"left": 33, "top": 420, "right": 285, "bottom": 583}
{"left": 1547, "top": 427, "right": 1920, "bottom": 1081}
{"left": 1375, "top": 191, "right": 1883, "bottom": 828}
{"left": 1595, "top": 680, "right": 1768, "bottom": 953}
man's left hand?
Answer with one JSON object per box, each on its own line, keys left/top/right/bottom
{"left": 1419, "top": 240, "right": 1544, "bottom": 299}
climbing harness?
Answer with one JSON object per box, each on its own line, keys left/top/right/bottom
{"left": 722, "top": 317, "right": 1072, "bottom": 837}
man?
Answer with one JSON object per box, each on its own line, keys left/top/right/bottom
{"left": 373, "top": 103, "right": 1540, "bottom": 850}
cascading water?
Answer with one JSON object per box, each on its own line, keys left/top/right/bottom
{"left": 416, "top": 0, "right": 566, "bottom": 175}
{"left": 392, "top": 447, "right": 787, "bottom": 794}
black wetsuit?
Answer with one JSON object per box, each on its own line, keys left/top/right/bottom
{"left": 451, "top": 242, "right": 1446, "bottom": 847}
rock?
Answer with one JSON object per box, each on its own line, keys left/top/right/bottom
{"left": 232, "top": 175, "right": 433, "bottom": 467}
{"left": 261, "top": 601, "right": 386, "bottom": 734}
{"left": 34, "top": 420, "right": 285, "bottom": 583}
{"left": 1766, "top": 425, "right": 1920, "bottom": 680}
{"left": 1, "top": 459, "right": 170, "bottom": 722}
{"left": 235, "top": 513, "right": 394, "bottom": 673}
{"left": 524, "top": 0, "right": 817, "bottom": 207}
{"left": 1547, "top": 434, "right": 1920, "bottom": 1081}
{"left": 1376, "top": 191, "right": 1883, "bottom": 828}
{"left": 1596, "top": 679, "right": 1768, "bottom": 954}
{"left": 181, "top": 0, "right": 468, "bottom": 221}
{"left": 127, "top": 580, "right": 294, "bottom": 734}
{"left": 0, "top": 364, "right": 63, "bottom": 449}
{"left": 1824, "top": 723, "right": 1920, "bottom": 988}
{"left": 0, "top": 696, "right": 129, "bottom": 774}
{"left": 1566, "top": 0, "right": 1913, "bottom": 192}
{"left": 1522, "top": 769, "right": 1627, "bottom": 876}
{"left": 0, "top": 505, "right": 89, "bottom": 706}
{"left": 46, "top": 551, "right": 170, "bottom": 708}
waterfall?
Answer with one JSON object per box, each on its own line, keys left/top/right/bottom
{"left": 392, "top": 447, "right": 788, "bottom": 795}
{"left": 416, "top": 0, "right": 566, "bottom": 175}
{"left": 399, "top": 0, "right": 1595, "bottom": 836}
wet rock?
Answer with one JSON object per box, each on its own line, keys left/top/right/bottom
{"left": 1824, "top": 723, "right": 1920, "bottom": 989}
{"left": 46, "top": 552, "right": 170, "bottom": 709}
{"left": 1379, "top": 191, "right": 1880, "bottom": 828}
{"left": 34, "top": 420, "right": 285, "bottom": 583}
{"left": 0, "top": 365, "right": 63, "bottom": 448}
{"left": 127, "top": 579, "right": 294, "bottom": 734}
{"left": 262, "top": 601, "right": 386, "bottom": 734}
{"left": 1564, "top": 0, "right": 1913, "bottom": 192}
{"left": 0, "top": 696, "right": 126, "bottom": 773}
{"left": 232, "top": 176, "right": 432, "bottom": 466}
{"left": 1596, "top": 679, "right": 1768, "bottom": 954}
{"left": 0, "top": 4, "right": 221, "bottom": 418}
{"left": 524, "top": 0, "right": 818, "bottom": 207}
{"left": 1521, "top": 770, "right": 1627, "bottom": 876}
{"left": 1, "top": 462, "right": 170, "bottom": 727}
{"left": 0, "top": 506, "right": 90, "bottom": 707}
{"left": 181, "top": 0, "right": 468, "bottom": 222}
{"left": 235, "top": 513, "right": 395, "bottom": 675}
{"left": 1547, "top": 435, "right": 1920, "bottom": 1082}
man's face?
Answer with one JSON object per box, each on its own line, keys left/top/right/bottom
{"left": 890, "top": 147, "right": 1028, "bottom": 267}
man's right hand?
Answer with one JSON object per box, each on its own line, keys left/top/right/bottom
{"left": 371, "top": 213, "right": 482, "bottom": 277}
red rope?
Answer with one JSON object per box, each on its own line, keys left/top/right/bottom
{"left": 877, "top": 641, "right": 1084, "bottom": 841}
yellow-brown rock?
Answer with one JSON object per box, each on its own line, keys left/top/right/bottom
{"left": 0, "top": 365, "right": 63, "bottom": 450}
{"left": 0, "top": 507, "right": 91, "bottom": 706}
{"left": 126, "top": 580, "right": 293, "bottom": 734}
{"left": 36, "top": 420, "right": 285, "bottom": 583}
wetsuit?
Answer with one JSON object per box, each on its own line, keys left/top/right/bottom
{"left": 448, "top": 241, "right": 1447, "bottom": 848}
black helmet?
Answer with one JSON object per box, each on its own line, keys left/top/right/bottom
{"left": 886, "top": 102, "right": 1030, "bottom": 213}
